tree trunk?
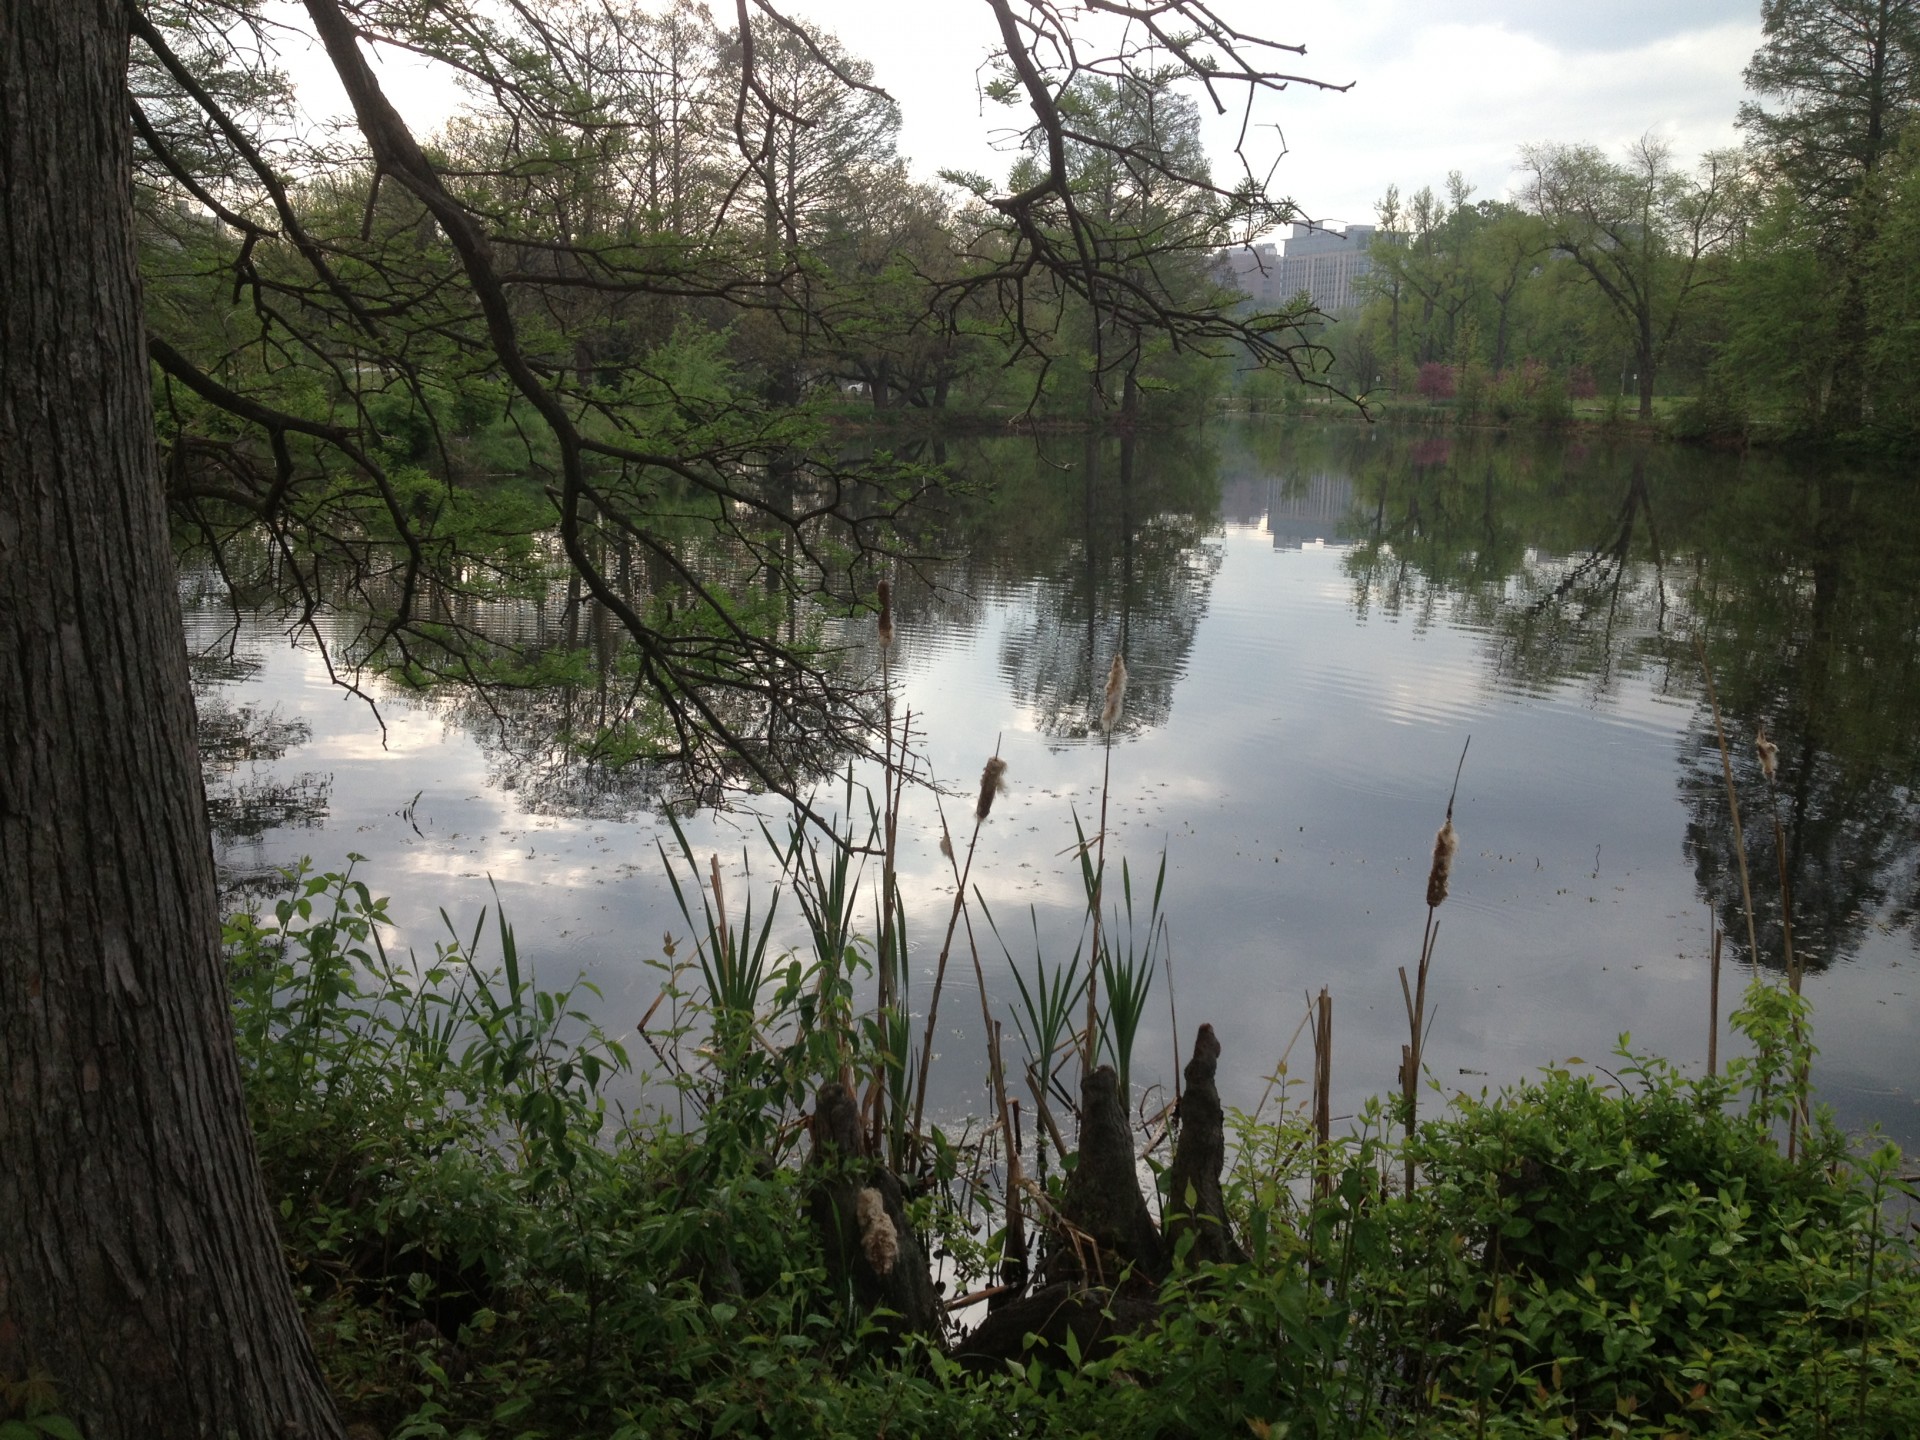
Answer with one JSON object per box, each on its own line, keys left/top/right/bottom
{"left": 1637, "top": 327, "right": 1657, "bottom": 421}
{"left": 0, "top": 3, "right": 343, "bottom": 1436}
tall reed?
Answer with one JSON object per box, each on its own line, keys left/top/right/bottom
{"left": 1754, "top": 722, "right": 1814, "bottom": 1159}
{"left": 911, "top": 750, "right": 1002, "bottom": 1138}
{"left": 1312, "top": 987, "right": 1333, "bottom": 1202}
{"left": 1400, "top": 738, "right": 1468, "bottom": 1195}
{"left": 1082, "top": 651, "right": 1127, "bottom": 1079}
{"left": 1695, "top": 638, "right": 1761, "bottom": 968}
{"left": 870, "top": 580, "right": 912, "bottom": 1160}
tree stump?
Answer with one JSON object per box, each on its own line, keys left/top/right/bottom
{"left": 950, "top": 1281, "right": 1160, "bottom": 1374}
{"left": 1054, "top": 1064, "right": 1164, "bottom": 1286}
{"left": 1165, "top": 1023, "right": 1248, "bottom": 1266}
{"left": 805, "top": 1082, "right": 940, "bottom": 1341}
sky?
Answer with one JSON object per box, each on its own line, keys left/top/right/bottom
{"left": 775, "top": 0, "right": 1765, "bottom": 231}
{"left": 295, "top": 1, "right": 1765, "bottom": 237}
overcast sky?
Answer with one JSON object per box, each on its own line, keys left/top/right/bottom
{"left": 319, "top": 1, "right": 1765, "bottom": 237}
{"left": 777, "top": 0, "right": 1764, "bottom": 231}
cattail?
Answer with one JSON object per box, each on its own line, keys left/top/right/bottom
{"left": 1425, "top": 819, "right": 1457, "bottom": 909}
{"left": 876, "top": 579, "right": 894, "bottom": 649}
{"left": 1755, "top": 725, "right": 1777, "bottom": 783}
{"left": 1099, "top": 652, "right": 1128, "bottom": 734}
{"left": 976, "top": 756, "right": 1008, "bottom": 822}
{"left": 856, "top": 1186, "right": 898, "bottom": 1275}
{"left": 939, "top": 833, "right": 953, "bottom": 861}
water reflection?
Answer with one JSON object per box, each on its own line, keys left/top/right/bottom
{"left": 1251, "top": 423, "right": 1920, "bottom": 976}
{"left": 188, "top": 644, "right": 331, "bottom": 859}
{"left": 1679, "top": 466, "right": 1920, "bottom": 977}
{"left": 183, "top": 420, "right": 1920, "bottom": 1145}
{"left": 959, "top": 433, "right": 1222, "bottom": 742}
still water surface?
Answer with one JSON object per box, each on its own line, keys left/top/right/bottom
{"left": 186, "top": 422, "right": 1920, "bottom": 1150}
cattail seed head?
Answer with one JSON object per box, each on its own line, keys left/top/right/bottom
{"left": 1099, "top": 652, "right": 1128, "bottom": 734}
{"left": 1426, "top": 819, "right": 1457, "bottom": 909}
{"left": 938, "top": 833, "right": 953, "bottom": 860}
{"left": 1755, "top": 725, "right": 1777, "bottom": 783}
{"left": 976, "top": 756, "right": 1008, "bottom": 822}
{"left": 876, "top": 580, "right": 894, "bottom": 649}
{"left": 856, "top": 1186, "right": 898, "bottom": 1275}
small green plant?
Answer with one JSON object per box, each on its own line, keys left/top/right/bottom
{"left": 220, "top": 851, "right": 1920, "bottom": 1440}
{"left": 0, "top": 1372, "right": 80, "bottom": 1440}
{"left": 989, "top": 894, "right": 1085, "bottom": 1173}
{"left": 1088, "top": 847, "right": 1167, "bottom": 1100}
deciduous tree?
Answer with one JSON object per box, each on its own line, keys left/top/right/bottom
{"left": 1521, "top": 137, "right": 1742, "bottom": 419}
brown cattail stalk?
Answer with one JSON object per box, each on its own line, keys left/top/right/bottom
{"left": 1404, "top": 737, "right": 1469, "bottom": 1196}
{"left": 991, "top": 1020, "right": 1027, "bottom": 1300}
{"left": 1707, "top": 906, "right": 1721, "bottom": 1078}
{"left": 709, "top": 854, "right": 730, "bottom": 957}
{"left": 1313, "top": 987, "right": 1333, "bottom": 1203}
{"left": 1099, "top": 652, "right": 1128, "bottom": 734}
{"left": 911, "top": 747, "right": 1003, "bottom": 1139}
{"left": 976, "top": 756, "right": 1008, "bottom": 822}
{"left": 876, "top": 578, "right": 894, "bottom": 650}
{"left": 873, "top": 582, "right": 901, "bottom": 1160}
{"left": 1426, "top": 819, "right": 1457, "bottom": 909}
{"left": 1085, "top": 652, "right": 1125, "bottom": 1078}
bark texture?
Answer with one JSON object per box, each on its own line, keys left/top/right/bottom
{"left": 1053, "top": 1064, "right": 1164, "bottom": 1285}
{"left": 951, "top": 1281, "right": 1159, "bottom": 1375}
{"left": 805, "top": 1083, "right": 941, "bottom": 1341}
{"left": 0, "top": 2, "right": 343, "bottom": 1434}
{"left": 1165, "top": 1024, "right": 1248, "bottom": 1266}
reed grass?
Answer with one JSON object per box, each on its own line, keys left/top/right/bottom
{"left": 911, "top": 749, "right": 1001, "bottom": 1139}
{"left": 1082, "top": 651, "right": 1127, "bottom": 1079}
{"left": 1089, "top": 848, "right": 1167, "bottom": 1099}
{"left": 988, "top": 893, "right": 1084, "bottom": 1176}
{"left": 658, "top": 810, "right": 777, "bottom": 1032}
{"left": 1400, "top": 737, "right": 1469, "bottom": 1195}
{"left": 1695, "top": 637, "right": 1761, "bottom": 967}
{"left": 1312, "top": 987, "right": 1333, "bottom": 1202}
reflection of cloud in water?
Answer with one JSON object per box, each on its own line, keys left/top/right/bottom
{"left": 179, "top": 425, "right": 1920, "bottom": 1153}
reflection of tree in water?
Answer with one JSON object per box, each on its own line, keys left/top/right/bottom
{"left": 421, "top": 569, "right": 867, "bottom": 821}
{"left": 1680, "top": 468, "right": 1920, "bottom": 974}
{"left": 176, "top": 450, "right": 922, "bottom": 821}
{"left": 991, "top": 433, "right": 1222, "bottom": 740}
{"left": 858, "top": 431, "right": 1223, "bottom": 742}
{"left": 1305, "top": 422, "right": 1920, "bottom": 974}
{"left": 1337, "top": 430, "right": 1683, "bottom": 702}
{"left": 186, "top": 643, "right": 332, "bottom": 850}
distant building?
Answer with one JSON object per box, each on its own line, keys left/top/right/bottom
{"left": 1216, "top": 221, "right": 1379, "bottom": 315}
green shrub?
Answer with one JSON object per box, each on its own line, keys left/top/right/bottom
{"left": 228, "top": 866, "right": 1919, "bottom": 1439}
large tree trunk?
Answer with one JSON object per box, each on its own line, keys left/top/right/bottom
{"left": 0, "top": 3, "right": 343, "bottom": 1436}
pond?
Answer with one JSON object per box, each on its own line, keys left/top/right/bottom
{"left": 185, "top": 421, "right": 1920, "bottom": 1152}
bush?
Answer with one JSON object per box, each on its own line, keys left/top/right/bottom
{"left": 1416, "top": 362, "right": 1457, "bottom": 401}
{"left": 228, "top": 866, "right": 1920, "bottom": 1438}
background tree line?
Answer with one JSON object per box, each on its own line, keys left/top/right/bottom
{"left": 1293, "top": 0, "right": 1920, "bottom": 447}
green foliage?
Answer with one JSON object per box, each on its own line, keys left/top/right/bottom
{"left": 0, "top": 1372, "right": 81, "bottom": 1440}
{"left": 232, "top": 857, "right": 1920, "bottom": 1438}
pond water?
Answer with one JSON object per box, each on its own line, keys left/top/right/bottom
{"left": 185, "top": 421, "right": 1920, "bottom": 1152}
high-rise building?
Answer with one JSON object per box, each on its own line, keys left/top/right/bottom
{"left": 1216, "top": 222, "right": 1379, "bottom": 315}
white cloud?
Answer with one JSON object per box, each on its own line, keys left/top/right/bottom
{"left": 1223, "top": 12, "right": 1760, "bottom": 225}
{"left": 270, "top": 2, "right": 1762, "bottom": 237}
